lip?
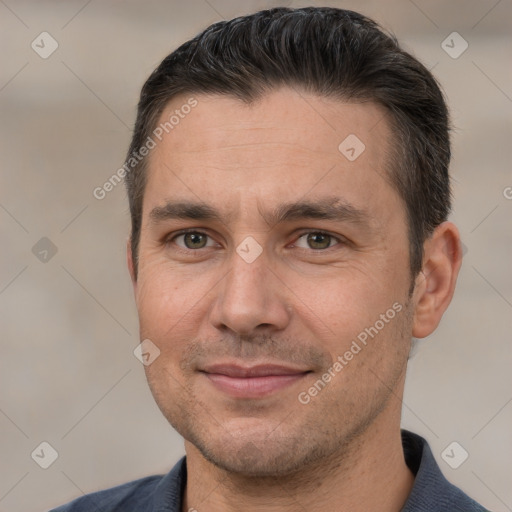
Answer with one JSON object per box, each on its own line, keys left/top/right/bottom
{"left": 200, "top": 363, "right": 310, "bottom": 398}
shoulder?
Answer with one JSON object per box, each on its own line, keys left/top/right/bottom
{"left": 401, "top": 430, "right": 490, "bottom": 512}
{"left": 48, "top": 474, "right": 164, "bottom": 512}
{"left": 49, "top": 455, "right": 187, "bottom": 512}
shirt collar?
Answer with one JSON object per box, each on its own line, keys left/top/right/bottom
{"left": 150, "top": 430, "right": 483, "bottom": 511}
{"left": 400, "top": 429, "right": 484, "bottom": 511}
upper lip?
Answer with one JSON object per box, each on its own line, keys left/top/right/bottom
{"left": 201, "top": 363, "right": 310, "bottom": 378}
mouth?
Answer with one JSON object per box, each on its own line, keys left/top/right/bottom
{"left": 199, "top": 363, "right": 311, "bottom": 398}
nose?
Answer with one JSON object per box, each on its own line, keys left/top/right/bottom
{"left": 208, "top": 245, "right": 292, "bottom": 336}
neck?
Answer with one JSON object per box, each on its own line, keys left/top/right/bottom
{"left": 183, "top": 404, "right": 414, "bottom": 512}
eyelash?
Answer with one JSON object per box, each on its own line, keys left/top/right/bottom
{"left": 165, "top": 229, "right": 345, "bottom": 254}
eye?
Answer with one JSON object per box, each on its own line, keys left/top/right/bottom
{"left": 294, "top": 231, "right": 341, "bottom": 250}
{"left": 171, "top": 231, "right": 216, "bottom": 250}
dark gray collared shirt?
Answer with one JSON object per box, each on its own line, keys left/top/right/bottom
{"left": 50, "top": 430, "right": 489, "bottom": 511}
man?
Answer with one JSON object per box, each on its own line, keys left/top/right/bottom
{"left": 51, "top": 6, "right": 490, "bottom": 512}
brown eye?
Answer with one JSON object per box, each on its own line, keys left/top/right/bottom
{"left": 294, "top": 232, "right": 339, "bottom": 250}
{"left": 174, "top": 232, "right": 211, "bottom": 250}
{"left": 307, "top": 232, "right": 332, "bottom": 249}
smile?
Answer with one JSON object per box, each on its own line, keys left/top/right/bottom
{"left": 200, "top": 363, "right": 311, "bottom": 398}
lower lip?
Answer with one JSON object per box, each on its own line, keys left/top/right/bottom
{"left": 203, "top": 372, "right": 308, "bottom": 398}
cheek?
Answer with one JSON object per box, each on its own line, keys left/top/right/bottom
{"left": 136, "top": 254, "right": 197, "bottom": 315}
{"left": 136, "top": 276, "right": 176, "bottom": 323}
{"left": 134, "top": 261, "right": 212, "bottom": 359}
{"left": 286, "top": 265, "right": 394, "bottom": 330}
{"left": 135, "top": 265, "right": 188, "bottom": 350}
{"left": 293, "top": 267, "right": 409, "bottom": 369}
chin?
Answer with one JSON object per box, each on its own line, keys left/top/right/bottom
{"left": 184, "top": 417, "right": 327, "bottom": 477}
{"left": 201, "top": 438, "right": 306, "bottom": 477}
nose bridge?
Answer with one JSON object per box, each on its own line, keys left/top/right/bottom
{"left": 209, "top": 237, "right": 290, "bottom": 335}
{"left": 225, "top": 242, "right": 269, "bottom": 309}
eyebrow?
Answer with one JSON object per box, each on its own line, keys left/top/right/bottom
{"left": 266, "top": 198, "right": 370, "bottom": 227}
{"left": 148, "top": 197, "right": 372, "bottom": 230}
{"left": 149, "top": 201, "right": 228, "bottom": 224}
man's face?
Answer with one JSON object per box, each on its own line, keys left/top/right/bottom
{"left": 131, "top": 88, "right": 415, "bottom": 476}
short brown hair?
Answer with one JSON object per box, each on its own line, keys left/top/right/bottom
{"left": 125, "top": 7, "right": 452, "bottom": 281}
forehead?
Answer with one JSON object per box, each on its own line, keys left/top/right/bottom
{"left": 153, "top": 89, "right": 390, "bottom": 160}
{"left": 143, "top": 88, "right": 399, "bottom": 228}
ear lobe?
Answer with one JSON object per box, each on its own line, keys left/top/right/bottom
{"left": 412, "top": 222, "right": 463, "bottom": 339}
{"left": 126, "top": 237, "right": 137, "bottom": 292}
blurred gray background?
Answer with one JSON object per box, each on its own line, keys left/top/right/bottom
{"left": 0, "top": 1, "right": 511, "bottom": 511}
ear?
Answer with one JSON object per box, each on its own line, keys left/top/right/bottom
{"left": 412, "top": 221, "right": 463, "bottom": 339}
{"left": 126, "top": 236, "right": 137, "bottom": 293}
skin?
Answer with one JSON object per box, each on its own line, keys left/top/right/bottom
{"left": 127, "top": 87, "right": 462, "bottom": 512}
